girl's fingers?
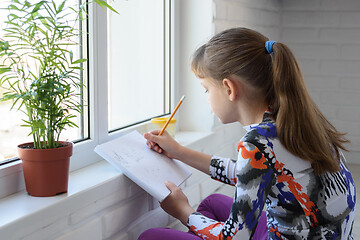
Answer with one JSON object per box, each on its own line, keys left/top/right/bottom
{"left": 146, "top": 140, "right": 164, "bottom": 154}
{"left": 145, "top": 139, "right": 157, "bottom": 149}
{"left": 153, "top": 145, "right": 163, "bottom": 153}
{"left": 146, "top": 141, "right": 154, "bottom": 149}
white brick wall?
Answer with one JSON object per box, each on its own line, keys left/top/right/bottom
{"left": 281, "top": 0, "right": 360, "bottom": 160}
{"left": 56, "top": 218, "right": 102, "bottom": 240}
{"left": 213, "top": 0, "right": 281, "bottom": 39}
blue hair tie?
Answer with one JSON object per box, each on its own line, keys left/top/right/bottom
{"left": 265, "top": 41, "right": 276, "bottom": 54}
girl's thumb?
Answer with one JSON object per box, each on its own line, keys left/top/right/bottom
{"left": 164, "top": 181, "right": 178, "bottom": 192}
{"left": 144, "top": 132, "right": 158, "bottom": 142}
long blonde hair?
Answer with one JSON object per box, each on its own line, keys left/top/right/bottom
{"left": 191, "top": 27, "right": 348, "bottom": 174}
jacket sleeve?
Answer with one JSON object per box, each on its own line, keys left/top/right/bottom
{"left": 209, "top": 156, "right": 238, "bottom": 186}
{"left": 188, "top": 141, "right": 275, "bottom": 239}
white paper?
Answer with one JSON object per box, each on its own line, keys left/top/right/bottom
{"left": 94, "top": 130, "right": 192, "bottom": 201}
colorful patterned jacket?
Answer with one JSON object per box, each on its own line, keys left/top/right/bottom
{"left": 187, "top": 111, "right": 356, "bottom": 239}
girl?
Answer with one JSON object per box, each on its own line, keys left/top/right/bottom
{"left": 138, "top": 27, "right": 356, "bottom": 239}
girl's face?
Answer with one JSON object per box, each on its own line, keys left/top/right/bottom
{"left": 200, "top": 78, "right": 238, "bottom": 124}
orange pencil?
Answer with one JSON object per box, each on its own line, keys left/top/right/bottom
{"left": 158, "top": 95, "right": 185, "bottom": 136}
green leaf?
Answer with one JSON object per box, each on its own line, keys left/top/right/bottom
{"left": 57, "top": 0, "right": 66, "bottom": 13}
{"left": 8, "top": 13, "right": 19, "bottom": 20}
{"left": 8, "top": 4, "right": 20, "bottom": 11}
{"left": 24, "top": 1, "right": 31, "bottom": 8}
{"left": 72, "top": 58, "right": 87, "bottom": 64}
{"left": 32, "top": 1, "right": 46, "bottom": 14}
{"left": 94, "top": 0, "right": 119, "bottom": 14}
{"left": 69, "top": 66, "right": 84, "bottom": 70}
{"left": 40, "top": 17, "right": 52, "bottom": 31}
{"left": 0, "top": 67, "right": 12, "bottom": 74}
{"left": 0, "top": 93, "right": 18, "bottom": 102}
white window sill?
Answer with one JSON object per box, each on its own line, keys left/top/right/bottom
{"left": 0, "top": 131, "right": 213, "bottom": 231}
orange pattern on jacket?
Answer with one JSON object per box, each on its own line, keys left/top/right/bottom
{"left": 189, "top": 222, "right": 236, "bottom": 240}
{"left": 238, "top": 141, "right": 319, "bottom": 227}
{"left": 271, "top": 149, "right": 319, "bottom": 227}
{"left": 231, "top": 178, "right": 237, "bottom": 185}
{"left": 269, "top": 226, "right": 282, "bottom": 238}
{"left": 238, "top": 142, "right": 267, "bottom": 170}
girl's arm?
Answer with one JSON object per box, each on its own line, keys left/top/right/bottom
{"left": 144, "top": 130, "right": 211, "bottom": 174}
{"left": 176, "top": 145, "right": 212, "bottom": 174}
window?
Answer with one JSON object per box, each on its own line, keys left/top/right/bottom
{"left": 0, "top": 0, "right": 171, "bottom": 167}
{"left": 0, "top": 0, "right": 89, "bottom": 164}
{"left": 108, "top": 0, "right": 171, "bottom": 131}
{"left": 0, "top": 0, "right": 173, "bottom": 199}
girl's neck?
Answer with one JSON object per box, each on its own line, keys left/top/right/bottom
{"left": 238, "top": 101, "right": 268, "bottom": 126}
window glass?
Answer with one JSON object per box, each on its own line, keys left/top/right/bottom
{"left": 108, "top": 0, "right": 170, "bottom": 131}
{"left": 0, "top": 0, "right": 88, "bottom": 163}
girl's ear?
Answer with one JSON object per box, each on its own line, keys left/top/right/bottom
{"left": 222, "top": 78, "right": 240, "bottom": 101}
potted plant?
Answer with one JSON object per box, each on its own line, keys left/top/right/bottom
{"left": 0, "top": 0, "right": 117, "bottom": 197}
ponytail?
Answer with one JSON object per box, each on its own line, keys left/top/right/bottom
{"left": 270, "top": 43, "right": 348, "bottom": 174}
{"left": 191, "top": 27, "right": 348, "bottom": 174}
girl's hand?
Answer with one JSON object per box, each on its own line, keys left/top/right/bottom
{"left": 160, "top": 181, "right": 195, "bottom": 225}
{"left": 145, "top": 130, "right": 212, "bottom": 175}
{"left": 144, "top": 130, "right": 182, "bottom": 159}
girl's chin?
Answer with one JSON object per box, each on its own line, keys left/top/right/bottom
{"left": 218, "top": 118, "right": 237, "bottom": 125}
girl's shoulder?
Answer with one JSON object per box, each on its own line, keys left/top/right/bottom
{"left": 240, "top": 110, "right": 277, "bottom": 153}
{"left": 242, "top": 109, "right": 277, "bottom": 140}
{"left": 240, "top": 120, "right": 277, "bottom": 157}
{"left": 243, "top": 120, "right": 277, "bottom": 142}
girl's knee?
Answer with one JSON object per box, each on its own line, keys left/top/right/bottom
{"left": 138, "top": 229, "right": 158, "bottom": 240}
{"left": 197, "top": 193, "right": 232, "bottom": 213}
{"left": 200, "top": 193, "right": 231, "bottom": 205}
{"left": 198, "top": 193, "right": 219, "bottom": 208}
{"left": 138, "top": 228, "right": 196, "bottom": 240}
{"left": 202, "top": 193, "right": 224, "bottom": 202}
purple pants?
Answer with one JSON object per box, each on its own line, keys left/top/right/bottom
{"left": 138, "top": 193, "right": 269, "bottom": 240}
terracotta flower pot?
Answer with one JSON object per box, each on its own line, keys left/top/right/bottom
{"left": 18, "top": 141, "right": 73, "bottom": 197}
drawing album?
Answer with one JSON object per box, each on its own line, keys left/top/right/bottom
{"left": 94, "top": 130, "right": 192, "bottom": 201}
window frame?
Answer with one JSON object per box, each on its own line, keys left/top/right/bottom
{"left": 0, "top": 0, "right": 90, "bottom": 166}
{"left": 0, "top": 0, "right": 174, "bottom": 199}
{"left": 73, "top": 0, "right": 173, "bottom": 170}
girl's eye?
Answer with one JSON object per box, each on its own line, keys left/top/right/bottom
{"left": 205, "top": 90, "right": 208, "bottom": 93}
